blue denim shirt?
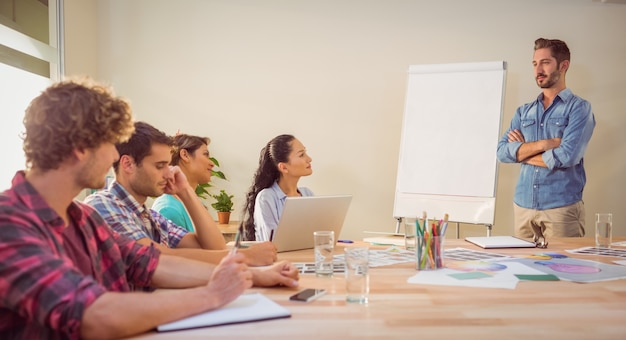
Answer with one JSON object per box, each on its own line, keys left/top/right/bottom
{"left": 496, "top": 88, "right": 595, "bottom": 210}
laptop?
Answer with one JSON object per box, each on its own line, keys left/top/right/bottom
{"left": 465, "top": 235, "right": 537, "bottom": 249}
{"left": 271, "top": 195, "right": 352, "bottom": 252}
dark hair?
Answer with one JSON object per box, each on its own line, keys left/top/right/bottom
{"left": 113, "top": 121, "right": 172, "bottom": 172}
{"left": 23, "top": 77, "right": 134, "bottom": 171}
{"left": 170, "top": 134, "right": 210, "bottom": 166}
{"left": 534, "top": 38, "right": 570, "bottom": 66}
{"left": 240, "top": 134, "right": 295, "bottom": 241}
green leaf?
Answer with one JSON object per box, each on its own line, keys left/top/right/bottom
{"left": 210, "top": 189, "right": 234, "bottom": 212}
{"left": 195, "top": 155, "right": 227, "bottom": 199}
{"left": 212, "top": 170, "right": 226, "bottom": 180}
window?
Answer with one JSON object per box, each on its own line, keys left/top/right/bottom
{"left": 0, "top": 0, "right": 62, "bottom": 190}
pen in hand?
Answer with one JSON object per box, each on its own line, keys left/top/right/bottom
{"left": 229, "top": 230, "right": 241, "bottom": 257}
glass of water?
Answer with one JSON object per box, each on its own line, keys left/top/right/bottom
{"left": 345, "top": 247, "right": 369, "bottom": 304}
{"left": 314, "top": 231, "right": 334, "bottom": 277}
{"left": 595, "top": 213, "right": 613, "bottom": 248}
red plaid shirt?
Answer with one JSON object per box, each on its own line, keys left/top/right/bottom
{"left": 0, "top": 172, "right": 161, "bottom": 339}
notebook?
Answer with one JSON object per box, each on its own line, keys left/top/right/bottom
{"left": 157, "top": 293, "right": 291, "bottom": 332}
{"left": 363, "top": 235, "right": 406, "bottom": 247}
{"left": 272, "top": 195, "right": 352, "bottom": 252}
{"left": 465, "top": 236, "right": 537, "bottom": 249}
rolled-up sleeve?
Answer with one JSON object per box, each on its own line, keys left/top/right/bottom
{"left": 543, "top": 100, "right": 595, "bottom": 170}
{"left": 496, "top": 108, "right": 523, "bottom": 163}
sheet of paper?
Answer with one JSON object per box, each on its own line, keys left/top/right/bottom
{"left": 363, "top": 236, "right": 405, "bottom": 247}
{"left": 334, "top": 247, "right": 416, "bottom": 267}
{"left": 567, "top": 246, "right": 626, "bottom": 259}
{"left": 503, "top": 256, "right": 626, "bottom": 283}
{"left": 407, "top": 261, "right": 543, "bottom": 289}
{"left": 444, "top": 247, "right": 512, "bottom": 262}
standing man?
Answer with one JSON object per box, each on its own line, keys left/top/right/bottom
{"left": 84, "top": 121, "right": 278, "bottom": 266}
{"left": 497, "top": 38, "right": 595, "bottom": 239}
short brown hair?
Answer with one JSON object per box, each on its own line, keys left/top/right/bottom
{"left": 113, "top": 121, "right": 173, "bottom": 172}
{"left": 22, "top": 77, "right": 134, "bottom": 171}
{"left": 534, "top": 38, "right": 571, "bottom": 65}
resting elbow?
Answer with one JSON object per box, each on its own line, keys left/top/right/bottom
{"left": 81, "top": 298, "right": 137, "bottom": 340}
{"left": 81, "top": 316, "right": 127, "bottom": 340}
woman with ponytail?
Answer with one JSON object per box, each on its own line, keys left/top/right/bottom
{"left": 241, "top": 134, "right": 313, "bottom": 241}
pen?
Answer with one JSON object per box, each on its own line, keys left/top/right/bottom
{"left": 229, "top": 230, "right": 241, "bottom": 256}
{"left": 417, "top": 211, "right": 427, "bottom": 236}
{"left": 338, "top": 239, "right": 353, "bottom": 243}
{"left": 269, "top": 229, "right": 274, "bottom": 242}
{"left": 440, "top": 213, "right": 449, "bottom": 236}
{"left": 415, "top": 219, "right": 422, "bottom": 237}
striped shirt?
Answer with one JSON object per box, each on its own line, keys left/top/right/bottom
{"left": 84, "top": 181, "right": 187, "bottom": 248}
{"left": 0, "top": 171, "right": 160, "bottom": 339}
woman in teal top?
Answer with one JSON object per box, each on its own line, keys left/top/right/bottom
{"left": 153, "top": 133, "right": 279, "bottom": 264}
{"left": 151, "top": 191, "right": 194, "bottom": 232}
{"left": 151, "top": 134, "right": 215, "bottom": 232}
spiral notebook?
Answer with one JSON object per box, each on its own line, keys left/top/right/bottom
{"left": 157, "top": 293, "right": 291, "bottom": 332}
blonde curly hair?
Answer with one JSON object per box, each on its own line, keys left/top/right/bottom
{"left": 22, "top": 77, "right": 135, "bottom": 171}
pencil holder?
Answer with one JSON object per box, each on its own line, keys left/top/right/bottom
{"left": 416, "top": 235, "right": 444, "bottom": 270}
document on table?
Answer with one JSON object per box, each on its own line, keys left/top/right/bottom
{"left": 334, "top": 246, "right": 416, "bottom": 267}
{"left": 157, "top": 293, "right": 291, "bottom": 332}
{"left": 407, "top": 261, "right": 545, "bottom": 289}
{"left": 363, "top": 236, "right": 405, "bottom": 247}
{"left": 506, "top": 256, "right": 626, "bottom": 283}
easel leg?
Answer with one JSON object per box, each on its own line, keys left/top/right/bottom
{"left": 394, "top": 217, "right": 403, "bottom": 234}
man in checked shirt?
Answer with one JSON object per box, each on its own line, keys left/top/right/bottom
{"left": 0, "top": 78, "right": 299, "bottom": 339}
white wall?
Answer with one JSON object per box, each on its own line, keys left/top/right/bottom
{"left": 65, "top": 0, "right": 626, "bottom": 240}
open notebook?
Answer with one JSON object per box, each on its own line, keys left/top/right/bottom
{"left": 157, "top": 293, "right": 291, "bottom": 332}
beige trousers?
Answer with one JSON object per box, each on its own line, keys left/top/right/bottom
{"left": 513, "top": 201, "right": 586, "bottom": 238}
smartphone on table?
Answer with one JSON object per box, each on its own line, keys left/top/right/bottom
{"left": 289, "top": 289, "right": 326, "bottom": 302}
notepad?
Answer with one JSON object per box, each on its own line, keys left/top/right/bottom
{"left": 363, "top": 236, "right": 406, "bottom": 247}
{"left": 464, "top": 236, "right": 536, "bottom": 249}
{"left": 157, "top": 293, "right": 291, "bottom": 332}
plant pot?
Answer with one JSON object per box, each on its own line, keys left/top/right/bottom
{"left": 217, "top": 211, "right": 231, "bottom": 224}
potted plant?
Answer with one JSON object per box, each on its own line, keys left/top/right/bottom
{"left": 210, "top": 189, "right": 234, "bottom": 224}
{"left": 195, "top": 157, "right": 227, "bottom": 199}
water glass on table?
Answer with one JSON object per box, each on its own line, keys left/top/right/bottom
{"left": 344, "top": 247, "right": 369, "bottom": 304}
{"left": 595, "top": 213, "right": 613, "bottom": 248}
{"left": 314, "top": 231, "right": 335, "bottom": 277}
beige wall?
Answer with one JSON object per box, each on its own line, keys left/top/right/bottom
{"left": 64, "top": 0, "right": 626, "bottom": 240}
{"left": 64, "top": 0, "right": 98, "bottom": 78}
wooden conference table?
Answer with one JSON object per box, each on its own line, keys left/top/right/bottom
{"left": 132, "top": 237, "right": 626, "bottom": 339}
